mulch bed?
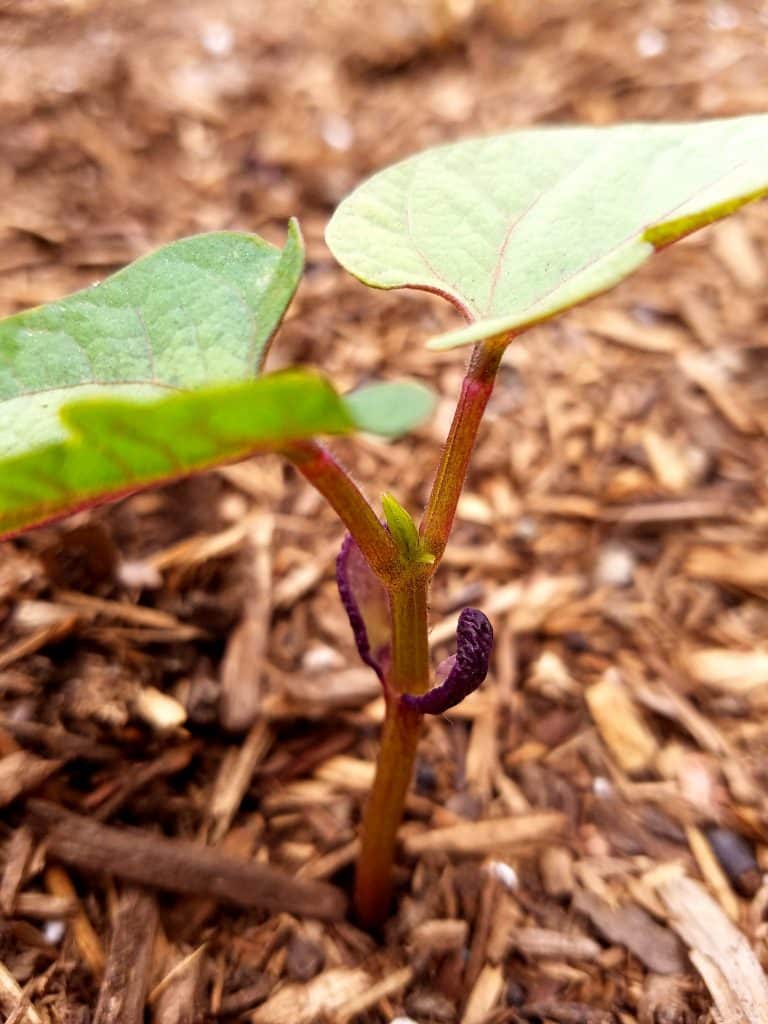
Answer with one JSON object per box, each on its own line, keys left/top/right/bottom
{"left": 1, "top": 1, "right": 768, "bottom": 1021}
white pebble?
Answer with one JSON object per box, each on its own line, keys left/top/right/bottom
{"left": 635, "top": 26, "right": 667, "bottom": 58}
{"left": 595, "top": 543, "right": 635, "bottom": 588}
{"left": 488, "top": 860, "right": 519, "bottom": 890}
{"left": 44, "top": 920, "right": 66, "bottom": 945}
{"left": 321, "top": 115, "right": 354, "bottom": 152}
{"left": 201, "top": 21, "right": 234, "bottom": 57}
{"left": 593, "top": 776, "right": 613, "bottom": 798}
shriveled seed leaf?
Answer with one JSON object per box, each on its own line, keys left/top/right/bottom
{"left": 326, "top": 116, "right": 768, "bottom": 350}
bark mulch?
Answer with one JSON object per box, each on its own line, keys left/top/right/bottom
{"left": 1, "top": 1, "right": 768, "bottom": 1021}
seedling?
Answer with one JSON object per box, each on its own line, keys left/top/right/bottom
{"left": 2, "top": 116, "right": 766, "bottom": 927}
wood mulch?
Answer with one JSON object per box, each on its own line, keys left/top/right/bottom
{"left": 1, "top": 1, "right": 768, "bottom": 1021}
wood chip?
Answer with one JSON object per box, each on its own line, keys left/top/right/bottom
{"left": 573, "top": 889, "right": 685, "bottom": 975}
{"left": 220, "top": 514, "right": 274, "bottom": 731}
{"left": 337, "top": 966, "right": 413, "bottom": 1023}
{"left": 0, "top": 960, "right": 41, "bottom": 1024}
{"left": 0, "top": 751, "right": 64, "bottom": 808}
{"left": 683, "top": 648, "right": 768, "bottom": 693}
{"left": 409, "top": 919, "right": 469, "bottom": 957}
{"left": 0, "top": 612, "right": 79, "bottom": 670}
{"left": 250, "top": 967, "right": 371, "bottom": 1024}
{"left": 658, "top": 873, "right": 768, "bottom": 1024}
{"left": 585, "top": 309, "right": 689, "bottom": 352}
{"left": 460, "top": 963, "right": 504, "bottom": 1024}
{"left": 404, "top": 812, "right": 566, "bottom": 856}
{"left": 685, "top": 546, "right": 768, "bottom": 590}
{"left": 510, "top": 927, "right": 601, "bottom": 961}
{"left": 150, "top": 945, "right": 207, "bottom": 1023}
{"left": 0, "top": 826, "right": 34, "bottom": 915}
{"left": 93, "top": 886, "right": 158, "bottom": 1024}
{"left": 206, "top": 719, "right": 271, "bottom": 843}
{"left": 586, "top": 668, "right": 659, "bottom": 774}
{"left": 45, "top": 864, "right": 106, "bottom": 976}
{"left": 686, "top": 825, "right": 740, "bottom": 922}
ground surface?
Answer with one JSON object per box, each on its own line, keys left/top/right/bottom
{"left": 1, "top": 1, "right": 768, "bottom": 1021}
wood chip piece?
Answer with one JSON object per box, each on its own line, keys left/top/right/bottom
{"left": 658, "top": 873, "right": 768, "bottom": 1024}
{"left": 94, "top": 886, "right": 158, "bottom": 1024}
{"left": 250, "top": 967, "right": 371, "bottom": 1024}
{"left": 686, "top": 825, "right": 740, "bottom": 922}
{"left": 403, "top": 812, "right": 565, "bottom": 856}
{"left": 45, "top": 864, "right": 105, "bottom": 976}
{"left": 586, "top": 668, "right": 659, "bottom": 774}
{"left": 510, "top": 927, "right": 601, "bottom": 961}
{"left": 150, "top": 945, "right": 207, "bottom": 1024}
{"left": 460, "top": 964, "right": 504, "bottom": 1024}
{"left": 337, "top": 966, "right": 413, "bottom": 1023}
{"left": 0, "top": 960, "right": 41, "bottom": 1024}
{"left": 0, "top": 751, "right": 64, "bottom": 808}
{"left": 409, "top": 919, "right": 469, "bottom": 957}
{"left": 539, "top": 845, "right": 575, "bottom": 899}
{"left": 574, "top": 889, "right": 685, "bottom": 975}
{"left": 683, "top": 648, "right": 768, "bottom": 693}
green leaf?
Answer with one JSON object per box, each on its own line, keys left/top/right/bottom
{"left": 0, "top": 223, "right": 431, "bottom": 539}
{"left": 0, "top": 222, "right": 304, "bottom": 459}
{"left": 0, "top": 371, "right": 359, "bottom": 539}
{"left": 325, "top": 116, "right": 768, "bottom": 350}
{"left": 342, "top": 380, "right": 435, "bottom": 438}
{"left": 0, "top": 222, "right": 308, "bottom": 536}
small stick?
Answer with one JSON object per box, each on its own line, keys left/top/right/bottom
{"left": 45, "top": 865, "right": 105, "bottom": 976}
{"left": 28, "top": 800, "right": 346, "bottom": 921}
{"left": 94, "top": 886, "right": 158, "bottom": 1024}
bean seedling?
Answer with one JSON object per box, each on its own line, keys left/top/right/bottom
{"left": 2, "top": 116, "right": 766, "bottom": 926}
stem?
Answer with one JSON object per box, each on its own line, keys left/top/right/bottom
{"left": 354, "top": 573, "right": 429, "bottom": 927}
{"left": 420, "top": 339, "right": 505, "bottom": 564}
{"left": 284, "top": 439, "right": 399, "bottom": 582}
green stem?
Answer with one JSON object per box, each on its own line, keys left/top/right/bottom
{"left": 284, "top": 439, "right": 400, "bottom": 582}
{"left": 354, "top": 574, "right": 429, "bottom": 928}
{"left": 420, "top": 339, "right": 505, "bottom": 564}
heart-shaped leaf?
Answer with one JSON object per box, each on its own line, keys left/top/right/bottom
{"left": 0, "top": 372, "right": 435, "bottom": 539}
{"left": 0, "top": 224, "right": 436, "bottom": 538}
{"left": 326, "top": 116, "right": 768, "bottom": 350}
{"left": 1, "top": 223, "right": 304, "bottom": 459}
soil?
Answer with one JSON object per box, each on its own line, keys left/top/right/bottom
{"left": 1, "top": 1, "right": 768, "bottom": 1022}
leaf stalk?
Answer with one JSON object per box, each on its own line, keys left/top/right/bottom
{"left": 419, "top": 338, "right": 506, "bottom": 563}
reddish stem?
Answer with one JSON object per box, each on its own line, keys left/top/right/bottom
{"left": 419, "top": 340, "right": 505, "bottom": 564}
{"left": 354, "top": 697, "right": 423, "bottom": 927}
{"left": 284, "top": 439, "right": 399, "bottom": 582}
{"left": 354, "top": 572, "right": 429, "bottom": 927}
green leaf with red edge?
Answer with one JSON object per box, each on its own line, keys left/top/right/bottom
{"left": 0, "top": 223, "right": 435, "bottom": 538}
{"left": 325, "top": 116, "right": 768, "bottom": 350}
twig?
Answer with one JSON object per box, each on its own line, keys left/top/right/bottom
{"left": 28, "top": 800, "right": 346, "bottom": 920}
